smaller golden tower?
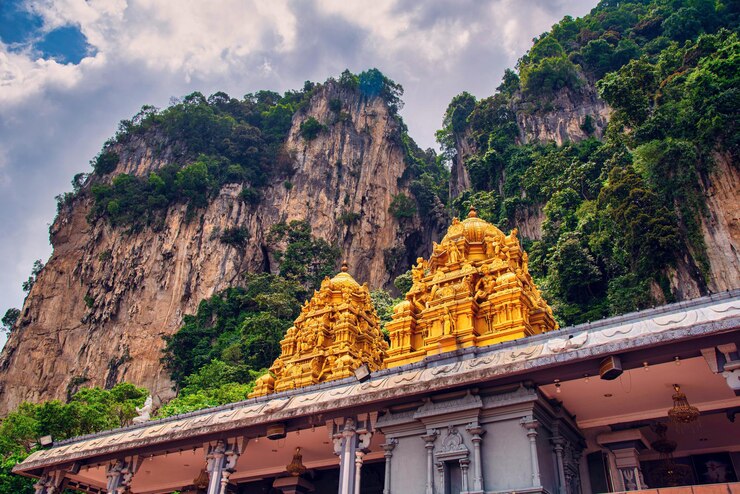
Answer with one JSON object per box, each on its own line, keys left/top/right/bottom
{"left": 249, "top": 262, "right": 388, "bottom": 398}
{"left": 385, "top": 207, "right": 557, "bottom": 367}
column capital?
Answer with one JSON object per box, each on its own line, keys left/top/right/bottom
{"left": 465, "top": 423, "right": 485, "bottom": 438}
{"left": 421, "top": 430, "right": 438, "bottom": 447}
{"left": 381, "top": 438, "right": 398, "bottom": 455}
{"left": 520, "top": 416, "right": 539, "bottom": 431}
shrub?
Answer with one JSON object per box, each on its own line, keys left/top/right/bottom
{"left": 240, "top": 186, "right": 262, "bottom": 206}
{"left": 220, "top": 227, "right": 249, "bottom": 247}
{"left": 329, "top": 98, "right": 342, "bottom": 113}
{"left": 299, "top": 117, "right": 324, "bottom": 140}
{"left": 338, "top": 211, "right": 361, "bottom": 225}
{"left": 389, "top": 193, "right": 417, "bottom": 219}
{"left": 92, "top": 151, "right": 120, "bottom": 175}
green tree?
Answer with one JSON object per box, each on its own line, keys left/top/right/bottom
{"left": 1, "top": 309, "right": 20, "bottom": 333}
{"left": 389, "top": 194, "right": 417, "bottom": 219}
{"left": 161, "top": 273, "right": 305, "bottom": 389}
{"left": 268, "top": 221, "right": 340, "bottom": 291}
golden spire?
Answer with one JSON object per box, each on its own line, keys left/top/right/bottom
{"left": 249, "top": 264, "right": 388, "bottom": 398}
{"left": 385, "top": 213, "right": 556, "bottom": 367}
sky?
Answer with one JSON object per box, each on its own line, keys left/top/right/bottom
{"left": 0, "top": 0, "right": 597, "bottom": 348}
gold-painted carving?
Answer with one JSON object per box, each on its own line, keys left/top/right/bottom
{"left": 249, "top": 262, "right": 388, "bottom": 397}
{"left": 385, "top": 207, "right": 557, "bottom": 367}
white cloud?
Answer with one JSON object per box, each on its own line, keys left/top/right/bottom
{"left": 0, "top": 0, "right": 596, "bottom": 350}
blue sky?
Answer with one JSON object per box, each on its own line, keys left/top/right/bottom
{"left": 0, "top": 0, "right": 92, "bottom": 62}
{"left": 0, "top": 0, "right": 596, "bottom": 348}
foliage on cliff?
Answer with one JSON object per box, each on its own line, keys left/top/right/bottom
{"left": 158, "top": 273, "right": 305, "bottom": 416}
{"left": 439, "top": 0, "right": 738, "bottom": 325}
{"left": 0, "top": 383, "right": 147, "bottom": 493}
{"left": 78, "top": 69, "right": 447, "bottom": 233}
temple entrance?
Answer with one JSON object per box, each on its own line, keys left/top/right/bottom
{"left": 234, "top": 462, "right": 385, "bottom": 494}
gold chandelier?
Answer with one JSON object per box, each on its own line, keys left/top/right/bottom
{"left": 667, "top": 384, "right": 700, "bottom": 424}
{"left": 286, "top": 447, "right": 307, "bottom": 477}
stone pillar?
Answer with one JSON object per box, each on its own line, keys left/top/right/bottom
{"left": 331, "top": 417, "right": 373, "bottom": 494}
{"left": 205, "top": 437, "right": 246, "bottom": 494}
{"left": 381, "top": 438, "right": 397, "bottom": 494}
{"left": 106, "top": 456, "right": 140, "bottom": 494}
{"left": 612, "top": 448, "right": 647, "bottom": 491}
{"left": 521, "top": 417, "right": 541, "bottom": 487}
{"left": 460, "top": 458, "right": 470, "bottom": 493}
{"left": 354, "top": 450, "right": 365, "bottom": 494}
{"left": 552, "top": 437, "right": 568, "bottom": 494}
{"left": 421, "top": 431, "right": 438, "bottom": 494}
{"left": 436, "top": 461, "right": 446, "bottom": 494}
{"left": 597, "top": 430, "right": 649, "bottom": 492}
{"left": 466, "top": 424, "right": 485, "bottom": 494}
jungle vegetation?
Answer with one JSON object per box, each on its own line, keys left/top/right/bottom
{"left": 437, "top": 0, "right": 738, "bottom": 325}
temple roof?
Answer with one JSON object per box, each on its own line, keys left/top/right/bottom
{"left": 440, "top": 206, "right": 505, "bottom": 245}
{"left": 15, "top": 291, "right": 740, "bottom": 474}
{"left": 386, "top": 207, "right": 557, "bottom": 367}
{"left": 249, "top": 262, "right": 388, "bottom": 398}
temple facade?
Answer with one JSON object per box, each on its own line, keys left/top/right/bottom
{"left": 14, "top": 212, "right": 740, "bottom": 494}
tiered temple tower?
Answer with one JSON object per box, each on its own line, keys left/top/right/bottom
{"left": 249, "top": 262, "right": 388, "bottom": 397}
{"left": 385, "top": 207, "right": 557, "bottom": 367}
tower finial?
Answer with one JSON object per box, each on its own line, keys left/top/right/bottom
{"left": 468, "top": 205, "right": 478, "bottom": 218}
{"left": 341, "top": 260, "right": 349, "bottom": 272}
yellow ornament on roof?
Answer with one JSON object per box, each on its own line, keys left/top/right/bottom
{"left": 249, "top": 261, "right": 388, "bottom": 398}
{"left": 385, "top": 207, "right": 557, "bottom": 367}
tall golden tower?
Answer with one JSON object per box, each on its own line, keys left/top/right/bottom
{"left": 249, "top": 262, "right": 388, "bottom": 398}
{"left": 385, "top": 208, "right": 557, "bottom": 367}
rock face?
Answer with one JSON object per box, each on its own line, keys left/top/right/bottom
{"left": 448, "top": 84, "right": 610, "bottom": 202}
{"left": 513, "top": 83, "right": 610, "bottom": 146}
{"left": 0, "top": 82, "right": 443, "bottom": 414}
{"left": 450, "top": 83, "right": 739, "bottom": 299}
{"left": 699, "top": 152, "right": 740, "bottom": 292}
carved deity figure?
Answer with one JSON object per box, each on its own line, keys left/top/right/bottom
{"left": 132, "top": 395, "right": 153, "bottom": 424}
{"left": 442, "top": 309, "right": 455, "bottom": 335}
{"left": 448, "top": 241, "right": 462, "bottom": 265}
{"left": 474, "top": 266, "right": 495, "bottom": 303}
{"left": 412, "top": 257, "right": 427, "bottom": 282}
{"left": 485, "top": 236, "right": 496, "bottom": 258}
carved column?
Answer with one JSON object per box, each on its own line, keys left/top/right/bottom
{"left": 521, "top": 417, "right": 541, "bottom": 487}
{"left": 205, "top": 437, "right": 246, "bottom": 494}
{"left": 552, "top": 437, "right": 567, "bottom": 494}
{"left": 354, "top": 450, "right": 365, "bottom": 494}
{"left": 466, "top": 424, "right": 485, "bottom": 493}
{"left": 612, "top": 448, "right": 647, "bottom": 491}
{"left": 460, "top": 458, "right": 471, "bottom": 493}
{"left": 381, "top": 438, "right": 397, "bottom": 494}
{"left": 436, "top": 461, "right": 446, "bottom": 494}
{"left": 331, "top": 417, "right": 373, "bottom": 494}
{"left": 106, "top": 456, "right": 140, "bottom": 494}
{"left": 421, "top": 431, "right": 438, "bottom": 494}
{"left": 597, "top": 430, "right": 649, "bottom": 492}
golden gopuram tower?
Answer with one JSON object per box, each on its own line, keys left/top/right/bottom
{"left": 249, "top": 262, "right": 389, "bottom": 398}
{"left": 385, "top": 207, "right": 558, "bottom": 368}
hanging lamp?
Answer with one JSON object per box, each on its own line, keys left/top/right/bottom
{"left": 667, "top": 384, "right": 700, "bottom": 424}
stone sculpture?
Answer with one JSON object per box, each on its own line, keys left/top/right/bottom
{"left": 132, "top": 395, "right": 152, "bottom": 424}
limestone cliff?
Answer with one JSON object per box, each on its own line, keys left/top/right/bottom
{"left": 449, "top": 82, "right": 610, "bottom": 224}
{"left": 0, "top": 81, "right": 444, "bottom": 414}
{"left": 449, "top": 82, "right": 739, "bottom": 301}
